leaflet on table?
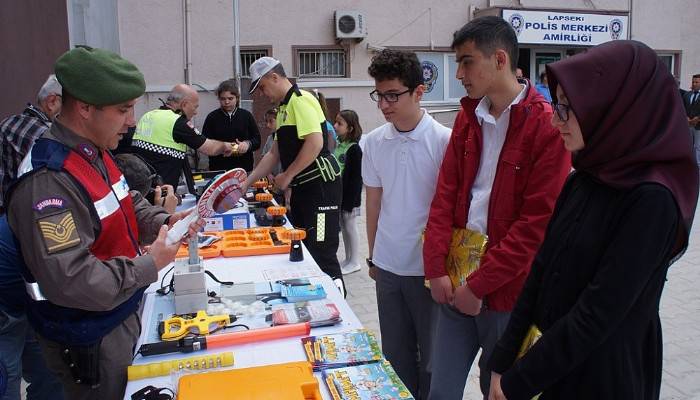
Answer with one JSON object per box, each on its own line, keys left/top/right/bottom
{"left": 302, "top": 329, "right": 383, "bottom": 370}
{"left": 323, "top": 360, "right": 415, "bottom": 400}
{"left": 262, "top": 265, "right": 324, "bottom": 281}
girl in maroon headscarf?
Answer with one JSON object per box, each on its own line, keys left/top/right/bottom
{"left": 486, "top": 40, "right": 699, "bottom": 400}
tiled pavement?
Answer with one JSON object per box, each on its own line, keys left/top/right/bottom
{"left": 342, "top": 189, "right": 700, "bottom": 399}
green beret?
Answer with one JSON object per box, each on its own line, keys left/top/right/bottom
{"left": 55, "top": 45, "right": 146, "bottom": 106}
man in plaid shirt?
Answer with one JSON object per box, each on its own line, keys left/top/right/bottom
{"left": 0, "top": 75, "right": 63, "bottom": 399}
{"left": 0, "top": 75, "right": 62, "bottom": 213}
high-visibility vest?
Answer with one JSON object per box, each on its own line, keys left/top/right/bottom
{"left": 133, "top": 108, "right": 187, "bottom": 157}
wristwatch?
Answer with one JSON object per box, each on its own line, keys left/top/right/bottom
{"left": 366, "top": 258, "right": 375, "bottom": 268}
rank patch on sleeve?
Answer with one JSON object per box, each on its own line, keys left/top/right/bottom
{"left": 37, "top": 211, "right": 81, "bottom": 254}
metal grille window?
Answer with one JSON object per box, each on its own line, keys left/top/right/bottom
{"left": 240, "top": 50, "right": 268, "bottom": 77}
{"left": 297, "top": 49, "right": 347, "bottom": 78}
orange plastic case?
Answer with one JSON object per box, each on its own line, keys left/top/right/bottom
{"left": 177, "top": 361, "right": 322, "bottom": 400}
{"left": 176, "top": 228, "right": 291, "bottom": 259}
{"left": 176, "top": 232, "right": 225, "bottom": 259}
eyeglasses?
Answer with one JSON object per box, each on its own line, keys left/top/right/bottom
{"left": 369, "top": 89, "right": 412, "bottom": 103}
{"left": 551, "top": 102, "right": 571, "bottom": 122}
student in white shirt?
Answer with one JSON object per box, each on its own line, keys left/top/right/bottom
{"left": 362, "top": 49, "right": 451, "bottom": 400}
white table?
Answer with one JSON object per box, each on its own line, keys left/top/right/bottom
{"left": 124, "top": 211, "right": 363, "bottom": 399}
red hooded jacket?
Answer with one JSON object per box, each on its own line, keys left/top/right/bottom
{"left": 423, "top": 84, "right": 571, "bottom": 311}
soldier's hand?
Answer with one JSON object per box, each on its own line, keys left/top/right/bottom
{"left": 149, "top": 225, "right": 181, "bottom": 270}
{"left": 168, "top": 209, "right": 205, "bottom": 240}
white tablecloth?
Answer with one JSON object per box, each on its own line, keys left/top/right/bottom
{"left": 124, "top": 208, "right": 363, "bottom": 399}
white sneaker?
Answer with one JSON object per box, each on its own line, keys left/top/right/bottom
{"left": 341, "top": 263, "right": 361, "bottom": 275}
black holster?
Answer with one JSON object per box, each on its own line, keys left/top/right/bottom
{"left": 60, "top": 339, "right": 102, "bottom": 387}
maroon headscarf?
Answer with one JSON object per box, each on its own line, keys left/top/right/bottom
{"left": 546, "top": 40, "right": 699, "bottom": 255}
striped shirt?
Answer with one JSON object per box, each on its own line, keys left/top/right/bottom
{"left": 0, "top": 104, "right": 51, "bottom": 211}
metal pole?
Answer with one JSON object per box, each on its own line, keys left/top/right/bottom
{"left": 233, "top": 0, "right": 242, "bottom": 92}
{"left": 184, "top": 0, "right": 192, "bottom": 84}
{"left": 628, "top": 0, "right": 633, "bottom": 40}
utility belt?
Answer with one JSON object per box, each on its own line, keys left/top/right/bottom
{"left": 290, "top": 154, "right": 341, "bottom": 187}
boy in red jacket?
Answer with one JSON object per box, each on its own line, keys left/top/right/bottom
{"left": 423, "top": 16, "right": 571, "bottom": 399}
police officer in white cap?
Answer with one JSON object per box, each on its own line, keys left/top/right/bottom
{"left": 242, "top": 57, "right": 345, "bottom": 295}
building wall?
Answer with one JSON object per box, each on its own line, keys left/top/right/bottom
{"left": 117, "top": 0, "right": 474, "bottom": 133}
{"left": 632, "top": 0, "right": 698, "bottom": 88}
{"left": 112, "top": 0, "right": 699, "bottom": 135}
{"left": 68, "top": 0, "right": 120, "bottom": 53}
{"left": 0, "top": 1, "right": 69, "bottom": 117}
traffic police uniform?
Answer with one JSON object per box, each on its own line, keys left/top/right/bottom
{"left": 132, "top": 106, "right": 206, "bottom": 188}
{"left": 277, "top": 85, "right": 343, "bottom": 284}
{"left": 6, "top": 46, "right": 168, "bottom": 399}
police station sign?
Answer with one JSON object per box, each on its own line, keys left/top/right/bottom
{"left": 503, "top": 9, "right": 628, "bottom": 46}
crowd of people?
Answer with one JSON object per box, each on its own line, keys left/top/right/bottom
{"left": 0, "top": 14, "right": 697, "bottom": 400}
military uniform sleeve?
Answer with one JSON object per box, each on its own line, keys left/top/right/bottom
{"left": 130, "top": 190, "right": 170, "bottom": 245}
{"left": 7, "top": 169, "right": 158, "bottom": 312}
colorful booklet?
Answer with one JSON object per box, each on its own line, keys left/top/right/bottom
{"left": 302, "top": 329, "right": 382, "bottom": 370}
{"left": 323, "top": 360, "right": 415, "bottom": 400}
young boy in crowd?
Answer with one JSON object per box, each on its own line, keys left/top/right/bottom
{"left": 362, "top": 49, "right": 451, "bottom": 399}
{"left": 423, "top": 16, "right": 570, "bottom": 399}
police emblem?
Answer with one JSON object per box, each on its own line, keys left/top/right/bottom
{"left": 609, "top": 19, "right": 623, "bottom": 40}
{"left": 509, "top": 13, "right": 525, "bottom": 36}
{"left": 422, "top": 61, "right": 438, "bottom": 94}
{"left": 38, "top": 211, "right": 81, "bottom": 253}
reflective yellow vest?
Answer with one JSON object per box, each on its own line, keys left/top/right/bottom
{"left": 133, "top": 109, "right": 187, "bottom": 155}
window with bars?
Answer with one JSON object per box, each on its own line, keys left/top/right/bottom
{"left": 296, "top": 49, "right": 347, "bottom": 78}
{"left": 240, "top": 49, "right": 269, "bottom": 77}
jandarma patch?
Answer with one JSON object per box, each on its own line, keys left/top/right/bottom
{"left": 37, "top": 211, "right": 81, "bottom": 253}
{"left": 34, "top": 197, "right": 66, "bottom": 211}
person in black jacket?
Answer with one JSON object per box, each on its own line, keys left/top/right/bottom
{"left": 202, "top": 79, "right": 261, "bottom": 172}
{"left": 487, "top": 40, "right": 699, "bottom": 400}
{"left": 333, "top": 109, "right": 363, "bottom": 275}
{"left": 682, "top": 74, "right": 700, "bottom": 165}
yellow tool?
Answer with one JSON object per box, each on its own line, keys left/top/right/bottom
{"left": 128, "top": 352, "right": 234, "bottom": 381}
{"left": 159, "top": 310, "right": 237, "bottom": 341}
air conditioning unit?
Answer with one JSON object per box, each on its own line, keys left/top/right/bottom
{"left": 335, "top": 10, "right": 367, "bottom": 41}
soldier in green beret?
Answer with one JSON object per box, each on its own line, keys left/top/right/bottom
{"left": 5, "top": 46, "right": 203, "bottom": 399}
